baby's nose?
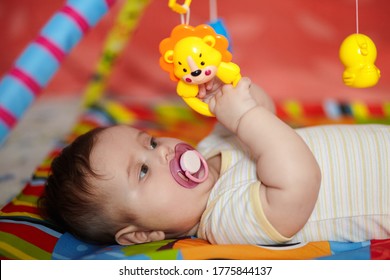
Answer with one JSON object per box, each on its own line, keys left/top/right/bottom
{"left": 157, "top": 145, "right": 173, "bottom": 164}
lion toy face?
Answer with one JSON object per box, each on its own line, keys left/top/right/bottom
{"left": 159, "top": 24, "right": 240, "bottom": 117}
{"left": 164, "top": 36, "right": 222, "bottom": 85}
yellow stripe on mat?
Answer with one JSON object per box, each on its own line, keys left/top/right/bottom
{"left": 0, "top": 211, "right": 42, "bottom": 220}
{"left": 0, "top": 241, "right": 36, "bottom": 260}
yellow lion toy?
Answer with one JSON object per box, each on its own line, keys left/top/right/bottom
{"left": 159, "top": 24, "right": 241, "bottom": 117}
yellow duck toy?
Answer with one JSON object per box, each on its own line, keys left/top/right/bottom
{"left": 339, "top": 33, "right": 381, "bottom": 88}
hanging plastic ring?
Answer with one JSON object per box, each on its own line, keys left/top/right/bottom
{"left": 168, "top": 0, "right": 192, "bottom": 14}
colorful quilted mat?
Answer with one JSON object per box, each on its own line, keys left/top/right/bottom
{"left": 1, "top": 98, "right": 390, "bottom": 260}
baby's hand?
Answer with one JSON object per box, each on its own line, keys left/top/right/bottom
{"left": 197, "top": 79, "right": 216, "bottom": 99}
{"left": 205, "top": 77, "right": 257, "bottom": 133}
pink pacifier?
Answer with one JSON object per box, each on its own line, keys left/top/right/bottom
{"left": 169, "top": 143, "right": 209, "bottom": 188}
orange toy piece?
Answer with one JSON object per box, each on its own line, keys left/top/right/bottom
{"left": 339, "top": 33, "right": 381, "bottom": 88}
{"left": 159, "top": 24, "right": 241, "bottom": 117}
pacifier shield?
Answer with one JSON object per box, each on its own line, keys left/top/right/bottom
{"left": 170, "top": 143, "right": 209, "bottom": 188}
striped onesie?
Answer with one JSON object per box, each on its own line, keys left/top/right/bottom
{"left": 196, "top": 124, "right": 390, "bottom": 245}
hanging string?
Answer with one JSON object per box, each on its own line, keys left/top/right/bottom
{"left": 180, "top": 6, "right": 191, "bottom": 25}
{"left": 209, "top": 0, "right": 218, "bottom": 23}
{"left": 356, "top": 0, "right": 359, "bottom": 34}
{"left": 168, "top": 0, "right": 191, "bottom": 25}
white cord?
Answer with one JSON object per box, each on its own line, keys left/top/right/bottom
{"left": 180, "top": 5, "right": 191, "bottom": 25}
{"left": 356, "top": 0, "right": 359, "bottom": 34}
{"left": 209, "top": 0, "right": 218, "bottom": 22}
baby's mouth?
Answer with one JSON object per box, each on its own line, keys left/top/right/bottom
{"left": 169, "top": 143, "right": 209, "bottom": 188}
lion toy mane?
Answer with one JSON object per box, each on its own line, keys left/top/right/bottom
{"left": 159, "top": 24, "right": 241, "bottom": 117}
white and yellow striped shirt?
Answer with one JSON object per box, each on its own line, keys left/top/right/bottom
{"left": 196, "top": 124, "right": 390, "bottom": 245}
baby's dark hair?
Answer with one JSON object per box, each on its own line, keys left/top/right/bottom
{"left": 38, "top": 126, "right": 119, "bottom": 245}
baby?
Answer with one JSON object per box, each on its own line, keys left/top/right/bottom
{"left": 39, "top": 77, "right": 390, "bottom": 245}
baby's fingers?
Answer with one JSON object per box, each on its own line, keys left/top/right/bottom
{"left": 221, "top": 77, "right": 251, "bottom": 95}
{"left": 236, "top": 77, "right": 251, "bottom": 90}
{"left": 205, "top": 91, "right": 222, "bottom": 114}
{"left": 206, "top": 97, "right": 216, "bottom": 113}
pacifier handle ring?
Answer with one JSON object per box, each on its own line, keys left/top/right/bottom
{"left": 185, "top": 171, "right": 205, "bottom": 183}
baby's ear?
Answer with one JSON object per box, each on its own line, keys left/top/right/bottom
{"left": 115, "top": 225, "right": 165, "bottom": 245}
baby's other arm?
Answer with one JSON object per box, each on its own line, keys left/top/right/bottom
{"left": 206, "top": 77, "right": 321, "bottom": 239}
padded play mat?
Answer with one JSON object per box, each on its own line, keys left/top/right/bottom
{"left": 1, "top": 98, "right": 390, "bottom": 260}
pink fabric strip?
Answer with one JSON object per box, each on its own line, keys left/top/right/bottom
{"left": 60, "top": 5, "right": 89, "bottom": 34}
{"left": 9, "top": 67, "right": 41, "bottom": 96}
{"left": 34, "top": 36, "right": 65, "bottom": 62}
{"left": 0, "top": 105, "right": 17, "bottom": 128}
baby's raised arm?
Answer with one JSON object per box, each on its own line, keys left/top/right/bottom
{"left": 206, "top": 77, "right": 321, "bottom": 239}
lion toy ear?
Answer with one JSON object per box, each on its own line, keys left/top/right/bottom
{"left": 164, "top": 50, "right": 174, "bottom": 64}
{"left": 203, "top": 35, "right": 216, "bottom": 48}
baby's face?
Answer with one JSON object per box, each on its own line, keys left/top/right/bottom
{"left": 89, "top": 125, "right": 213, "bottom": 238}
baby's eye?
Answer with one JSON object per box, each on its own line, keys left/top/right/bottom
{"left": 149, "top": 137, "right": 157, "bottom": 149}
{"left": 140, "top": 164, "right": 149, "bottom": 179}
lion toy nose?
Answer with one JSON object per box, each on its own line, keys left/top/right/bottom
{"left": 191, "top": 70, "right": 202, "bottom": 77}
